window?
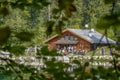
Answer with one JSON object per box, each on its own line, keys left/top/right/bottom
{"left": 61, "top": 37, "right": 64, "bottom": 40}
{"left": 70, "top": 35, "right": 78, "bottom": 41}
{"left": 70, "top": 36, "right": 74, "bottom": 40}
{"left": 61, "top": 35, "right": 78, "bottom": 41}
{"left": 65, "top": 35, "right": 69, "bottom": 40}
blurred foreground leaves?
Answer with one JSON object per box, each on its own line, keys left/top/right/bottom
{"left": 0, "top": 26, "right": 11, "bottom": 44}
{"left": 104, "top": 0, "right": 115, "bottom": 4}
{"left": 0, "top": 0, "right": 120, "bottom": 80}
{"left": 15, "top": 31, "right": 34, "bottom": 41}
{"left": 0, "top": 25, "right": 34, "bottom": 57}
{"left": 96, "top": 12, "right": 120, "bottom": 30}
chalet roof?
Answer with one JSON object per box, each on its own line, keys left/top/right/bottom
{"left": 45, "top": 28, "right": 116, "bottom": 44}
{"left": 68, "top": 28, "right": 116, "bottom": 44}
{"left": 55, "top": 40, "right": 78, "bottom": 44}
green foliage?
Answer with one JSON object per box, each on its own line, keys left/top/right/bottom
{"left": 37, "top": 46, "right": 59, "bottom": 56}
{"left": 43, "top": 60, "right": 73, "bottom": 80}
{"left": 104, "top": 0, "right": 115, "bottom": 4}
{"left": 58, "top": 0, "right": 76, "bottom": 17}
{"left": 0, "top": 26, "right": 11, "bottom": 44}
{"left": 55, "top": 21, "right": 64, "bottom": 34}
{"left": 46, "top": 21, "right": 55, "bottom": 35}
{"left": 15, "top": 32, "right": 34, "bottom": 41}
{"left": 84, "top": 62, "right": 89, "bottom": 67}
{"left": 96, "top": 13, "right": 120, "bottom": 29}
{"left": 0, "top": 7, "right": 9, "bottom": 16}
{"left": 8, "top": 45, "right": 25, "bottom": 56}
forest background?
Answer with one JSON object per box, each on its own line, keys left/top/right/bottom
{"left": 1, "top": 0, "right": 120, "bottom": 46}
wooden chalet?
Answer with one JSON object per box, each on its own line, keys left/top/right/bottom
{"left": 45, "top": 29, "right": 115, "bottom": 54}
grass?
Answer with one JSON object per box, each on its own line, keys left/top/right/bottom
{"left": 86, "top": 46, "right": 112, "bottom": 56}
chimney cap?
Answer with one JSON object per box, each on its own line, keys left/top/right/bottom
{"left": 90, "top": 28, "right": 95, "bottom": 32}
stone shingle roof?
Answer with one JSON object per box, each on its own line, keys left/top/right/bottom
{"left": 68, "top": 28, "right": 116, "bottom": 44}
